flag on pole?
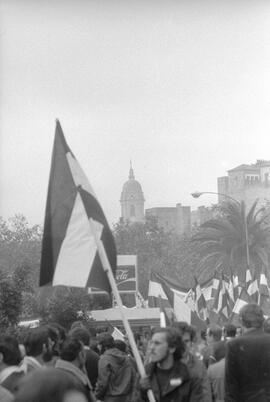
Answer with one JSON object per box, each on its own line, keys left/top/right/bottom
{"left": 111, "top": 327, "right": 126, "bottom": 342}
{"left": 232, "top": 287, "right": 251, "bottom": 315}
{"left": 40, "top": 120, "right": 117, "bottom": 292}
{"left": 213, "top": 275, "right": 230, "bottom": 320}
{"left": 258, "top": 267, "right": 270, "bottom": 306}
{"left": 148, "top": 272, "right": 206, "bottom": 329}
{"left": 193, "top": 277, "right": 209, "bottom": 322}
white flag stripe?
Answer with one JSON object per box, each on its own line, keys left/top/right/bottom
{"left": 160, "top": 312, "right": 166, "bottom": 328}
{"left": 233, "top": 298, "right": 248, "bottom": 314}
{"left": 260, "top": 273, "right": 268, "bottom": 286}
{"left": 148, "top": 280, "right": 168, "bottom": 300}
{"left": 53, "top": 193, "right": 102, "bottom": 287}
{"left": 111, "top": 327, "right": 125, "bottom": 341}
{"left": 246, "top": 269, "right": 252, "bottom": 283}
{"left": 173, "top": 292, "right": 192, "bottom": 324}
{"left": 67, "top": 152, "right": 97, "bottom": 198}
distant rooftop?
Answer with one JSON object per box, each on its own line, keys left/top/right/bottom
{"left": 227, "top": 160, "right": 270, "bottom": 173}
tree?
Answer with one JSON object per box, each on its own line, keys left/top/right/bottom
{"left": 0, "top": 215, "right": 42, "bottom": 286}
{"left": 0, "top": 278, "right": 22, "bottom": 329}
{"left": 39, "top": 287, "right": 110, "bottom": 329}
{"left": 192, "top": 200, "right": 270, "bottom": 282}
{"left": 113, "top": 216, "right": 197, "bottom": 297}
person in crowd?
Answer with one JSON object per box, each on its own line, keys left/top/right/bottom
{"left": 21, "top": 326, "right": 54, "bottom": 372}
{"left": 202, "top": 325, "right": 222, "bottom": 368}
{"left": 263, "top": 316, "right": 270, "bottom": 334}
{"left": 235, "top": 326, "right": 242, "bottom": 337}
{"left": 95, "top": 333, "right": 136, "bottom": 402}
{"left": 207, "top": 341, "right": 227, "bottom": 402}
{"left": 14, "top": 367, "right": 90, "bottom": 402}
{"left": 137, "top": 327, "right": 203, "bottom": 402}
{"left": 0, "top": 335, "right": 24, "bottom": 394}
{"left": 173, "top": 322, "right": 211, "bottom": 402}
{"left": 49, "top": 323, "right": 67, "bottom": 355}
{"left": 114, "top": 339, "right": 137, "bottom": 371}
{"left": 89, "top": 337, "right": 100, "bottom": 355}
{"left": 225, "top": 303, "right": 270, "bottom": 401}
{"left": 222, "top": 325, "right": 236, "bottom": 342}
{"left": 55, "top": 337, "right": 95, "bottom": 402}
{"left": 69, "top": 326, "right": 100, "bottom": 389}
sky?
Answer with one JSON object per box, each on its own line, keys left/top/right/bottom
{"left": 1, "top": 0, "right": 270, "bottom": 227}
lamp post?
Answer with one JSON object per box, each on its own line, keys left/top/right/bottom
{"left": 191, "top": 191, "right": 250, "bottom": 267}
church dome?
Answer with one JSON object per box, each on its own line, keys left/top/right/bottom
{"left": 120, "top": 165, "right": 145, "bottom": 202}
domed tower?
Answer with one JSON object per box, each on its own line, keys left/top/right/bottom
{"left": 120, "top": 163, "right": 145, "bottom": 223}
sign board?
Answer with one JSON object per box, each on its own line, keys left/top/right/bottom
{"left": 89, "top": 255, "right": 138, "bottom": 294}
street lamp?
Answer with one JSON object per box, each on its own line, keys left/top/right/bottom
{"left": 191, "top": 191, "right": 250, "bottom": 267}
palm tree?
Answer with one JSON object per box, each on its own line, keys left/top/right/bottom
{"left": 192, "top": 200, "right": 270, "bottom": 283}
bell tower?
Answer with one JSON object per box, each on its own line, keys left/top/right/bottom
{"left": 120, "top": 162, "right": 145, "bottom": 223}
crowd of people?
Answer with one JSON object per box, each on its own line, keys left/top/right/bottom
{"left": 0, "top": 303, "right": 269, "bottom": 401}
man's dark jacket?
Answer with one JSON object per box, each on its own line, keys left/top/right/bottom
{"left": 225, "top": 328, "right": 270, "bottom": 402}
{"left": 138, "top": 360, "right": 203, "bottom": 402}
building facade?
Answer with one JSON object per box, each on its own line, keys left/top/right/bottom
{"left": 217, "top": 160, "right": 270, "bottom": 209}
{"left": 145, "top": 204, "right": 191, "bottom": 236}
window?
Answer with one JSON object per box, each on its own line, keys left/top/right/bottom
{"left": 130, "top": 205, "right": 135, "bottom": 217}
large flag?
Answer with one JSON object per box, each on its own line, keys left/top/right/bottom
{"left": 40, "top": 120, "right": 117, "bottom": 292}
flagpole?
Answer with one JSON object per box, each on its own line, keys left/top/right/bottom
{"left": 89, "top": 219, "right": 156, "bottom": 402}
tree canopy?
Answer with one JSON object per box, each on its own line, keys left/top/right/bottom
{"left": 192, "top": 200, "right": 270, "bottom": 282}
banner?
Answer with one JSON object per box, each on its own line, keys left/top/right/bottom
{"left": 89, "top": 255, "right": 137, "bottom": 294}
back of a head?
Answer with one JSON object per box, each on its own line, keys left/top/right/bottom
{"left": 240, "top": 303, "right": 264, "bottom": 329}
{"left": 14, "top": 368, "right": 88, "bottom": 402}
{"left": 0, "top": 335, "right": 21, "bottom": 366}
{"left": 60, "top": 338, "right": 83, "bottom": 362}
{"left": 69, "top": 327, "right": 90, "bottom": 347}
{"left": 172, "top": 321, "right": 197, "bottom": 342}
{"left": 24, "top": 326, "right": 50, "bottom": 357}
{"left": 114, "top": 339, "right": 127, "bottom": 353}
{"left": 212, "top": 341, "right": 226, "bottom": 362}
{"left": 224, "top": 324, "right": 237, "bottom": 338}
{"left": 208, "top": 324, "right": 222, "bottom": 342}
{"left": 97, "top": 333, "right": 114, "bottom": 352}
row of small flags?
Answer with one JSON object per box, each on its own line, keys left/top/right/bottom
{"left": 148, "top": 272, "right": 209, "bottom": 329}
{"left": 211, "top": 266, "right": 270, "bottom": 320}
{"left": 148, "top": 268, "right": 270, "bottom": 325}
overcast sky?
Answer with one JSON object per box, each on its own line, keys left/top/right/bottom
{"left": 1, "top": 0, "right": 270, "bottom": 227}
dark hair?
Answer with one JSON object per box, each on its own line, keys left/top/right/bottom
{"left": 207, "top": 325, "right": 222, "bottom": 342}
{"left": 60, "top": 338, "right": 83, "bottom": 362}
{"left": 49, "top": 323, "right": 66, "bottom": 343}
{"left": 224, "top": 324, "right": 236, "bottom": 338}
{"left": 172, "top": 321, "right": 197, "bottom": 342}
{"left": 240, "top": 303, "right": 264, "bottom": 329}
{"left": 97, "top": 333, "right": 115, "bottom": 350}
{"left": 114, "top": 339, "right": 127, "bottom": 353}
{"left": 0, "top": 335, "right": 21, "bottom": 365}
{"left": 200, "top": 329, "right": 206, "bottom": 341}
{"left": 212, "top": 341, "right": 226, "bottom": 362}
{"left": 69, "top": 327, "right": 90, "bottom": 346}
{"left": 152, "top": 327, "right": 185, "bottom": 360}
{"left": 24, "top": 326, "right": 51, "bottom": 357}
{"left": 14, "top": 368, "right": 89, "bottom": 402}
